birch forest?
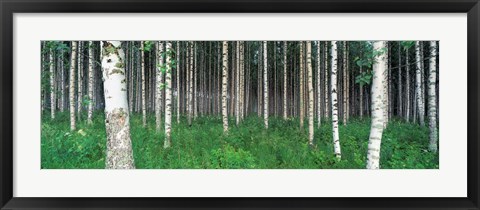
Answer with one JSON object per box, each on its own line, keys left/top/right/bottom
{"left": 41, "top": 41, "right": 439, "bottom": 169}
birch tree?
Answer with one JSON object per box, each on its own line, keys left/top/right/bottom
{"left": 306, "top": 42, "right": 314, "bottom": 146}
{"left": 299, "top": 42, "right": 304, "bottom": 129}
{"left": 366, "top": 41, "right": 386, "bottom": 169}
{"left": 164, "top": 42, "right": 173, "bottom": 148}
{"left": 222, "top": 41, "right": 229, "bottom": 133}
{"left": 101, "top": 41, "right": 135, "bottom": 169}
{"left": 324, "top": 42, "right": 329, "bottom": 118}
{"left": 316, "top": 41, "right": 321, "bottom": 128}
{"left": 87, "top": 41, "right": 95, "bottom": 124}
{"left": 176, "top": 41, "right": 181, "bottom": 124}
{"left": 428, "top": 41, "right": 438, "bottom": 153}
{"left": 141, "top": 41, "right": 147, "bottom": 127}
{"left": 263, "top": 41, "right": 269, "bottom": 129}
{"left": 342, "top": 41, "right": 347, "bottom": 125}
{"left": 330, "top": 41, "right": 341, "bottom": 159}
{"left": 156, "top": 41, "right": 164, "bottom": 132}
{"left": 69, "top": 41, "right": 77, "bottom": 131}
{"left": 77, "top": 42, "right": 83, "bottom": 118}
{"left": 415, "top": 41, "right": 425, "bottom": 126}
{"left": 49, "top": 46, "right": 56, "bottom": 119}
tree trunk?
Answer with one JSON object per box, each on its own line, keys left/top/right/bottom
{"left": 69, "top": 42, "right": 77, "bottom": 131}
{"left": 141, "top": 41, "right": 147, "bottom": 127}
{"left": 415, "top": 41, "right": 425, "bottom": 126}
{"left": 428, "top": 41, "right": 438, "bottom": 153}
{"left": 398, "top": 43, "right": 403, "bottom": 117}
{"left": 176, "top": 41, "right": 181, "bottom": 124}
{"left": 366, "top": 41, "right": 387, "bottom": 169}
{"left": 330, "top": 41, "right": 341, "bottom": 159}
{"left": 406, "top": 47, "right": 411, "bottom": 122}
{"left": 222, "top": 41, "right": 229, "bottom": 133}
{"left": 236, "top": 42, "right": 240, "bottom": 125}
{"left": 77, "top": 41, "right": 83, "bottom": 119}
{"left": 306, "top": 42, "right": 315, "bottom": 146}
{"left": 87, "top": 41, "right": 95, "bottom": 124}
{"left": 156, "top": 41, "right": 164, "bottom": 132}
{"left": 299, "top": 42, "right": 304, "bottom": 129}
{"left": 101, "top": 41, "right": 135, "bottom": 169}
{"left": 164, "top": 42, "right": 173, "bottom": 148}
{"left": 188, "top": 41, "right": 194, "bottom": 126}
{"left": 49, "top": 47, "right": 56, "bottom": 119}
{"left": 263, "top": 41, "right": 269, "bottom": 129}
{"left": 324, "top": 42, "right": 329, "bottom": 119}
{"left": 383, "top": 42, "right": 389, "bottom": 128}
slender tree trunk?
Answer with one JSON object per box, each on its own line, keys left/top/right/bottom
{"left": 101, "top": 41, "right": 135, "bottom": 169}
{"left": 263, "top": 41, "right": 269, "bottom": 129}
{"left": 77, "top": 42, "right": 83, "bottom": 119}
{"left": 176, "top": 41, "right": 181, "bottom": 123}
{"left": 193, "top": 43, "right": 198, "bottom": 120}
{"left": 69, "top": 42, "right": 77, "bottom": 131}
{"left": 222, "top": 41, "right": 229, "bottom": 133}
{"left": 164, "top": 42, "right": 173, "bottom": 148}
{"left": 360, "top": 66, "right": 363, "bottom": 118}
{"left": 366, "top": 41, "right": 386, "bottom": 169}
{"left": 299, "top": 42, "right": 304, "bottom": 129}
{"left": 415, "top": 41, "right": 425, "bottom": 126}
{"left": 235, "top": 41, "right": 240, "bottom": 125}
{"left": 330, "top": 41, "right": 341, "bottom": 159}
{"left": 141, "top": 41, "right": 147, "bottom": 127}
{"left": 398, "top": 43, "right": 403, "bottom": 117}
{"left": 188, "top": 41, "right": 194, "bottom": 126}
{"left": 49, "top": 47, "right": 56, "bottom": 119}
{"left": 87, "top": 41, "right": 95, "bottom": 124}
{"left": 316, "top": 41, "right": 322, "bottom": 127}
{"left": 306, "top": 42, "right": 315, "bottom": 146}
{"left": 428, "top": 41, "right": 438, "bottom": 153}
{"left": 156, "top": 41, "right": 164, "bottom": 132}
{"left": 324, "top": 42, "right": 329, "bottom": 119}
{"left": 383, "top": 42, "right": 389, "bottom": 128}
{"left": 406, "top": 47, "right": 411, "bottom": 122}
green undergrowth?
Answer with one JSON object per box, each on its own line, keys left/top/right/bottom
{"left": 41, "top": 112, "right": 439, "bottom": 169}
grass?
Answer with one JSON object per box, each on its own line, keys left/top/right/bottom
{"left": 41, "top": 111, "right": 439, "bottom": 169}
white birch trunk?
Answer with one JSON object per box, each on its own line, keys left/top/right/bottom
{"left": 101, "top": 41, "right": 135, "bottom": 169}
{"left": 324, "top": 42, "right": 329, "bottom": 118}
{"left": 69, "top": 42, "right": 77, "bottom": 131}
{"left": 141, "top": 41, "right": 147, "bottom": 127}
{"left": 406, "top": 47, "right": 411, "bottom": 122}
{"left": 176, "top": 41, "right": 181, "bottom": 124}
{"left": 299, "top": 42, "right": 304, "bottom": 129}
{"left": 156, "top": 41, "right": 164, "bottom": 132}
{"left": 87, "top": 41, "right": 95, "bottom": 124}
{"left": 188, "top": 42, "right": 194, "bottom": 125}
{"left": 366, "top": 41, "right": 386, "bottom": 169}
{"left": 428, "top": 41, "right": 438, "bottom": 153}
{"left": 49, "top": 47, "right": 56, "bottom": 119}
{"left": 60, "top": 51, "right": 65, "bottom": 112}
{"left": 77, "top": 42, "right": 83, "bottom": 118}
{"left": 222, "top": 41, "right": 229, "bottom": 133}
{"left": 415, "top": 41, "right": 425, "bottom": 126}
{"left": 383, "top": 42, "right": 389, "bottom": 128}
{"left": 236, "top": 41, "right": 240, "bottom": 125}
{"left": 330, "top": 41, "right": 341, "bottom": 159}
{"left": 317, "top": 41, "right": 321, "bottom": 128}
{"left": 263, "top": 41, "right": 269, "bottom": 129}
{"left": 306, "top": 42, "right": 315, "bottom": 146}
{"left": 164, "top": 42, "right": 173, "bottom": 148}
{"left": 342, "top": 41, "right": 347, "bottom": 125}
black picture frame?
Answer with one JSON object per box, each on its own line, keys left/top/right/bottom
{"left": 1, "top": 0, "right": 479, "bottom": 209}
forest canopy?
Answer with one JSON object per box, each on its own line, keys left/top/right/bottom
{"left": 41, "top": 41, "right": 439, "bottom": 169}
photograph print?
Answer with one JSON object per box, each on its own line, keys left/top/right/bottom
{"left": 41, "top": 40, "right": 439, "bottom": 169}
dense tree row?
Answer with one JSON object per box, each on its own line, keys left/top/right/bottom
{"left": 41, "top": 40, "right": 439, "bottom": 169}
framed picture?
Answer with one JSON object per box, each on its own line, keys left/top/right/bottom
{"left": 1, "top": 0, "right": 479, "bottom": 209}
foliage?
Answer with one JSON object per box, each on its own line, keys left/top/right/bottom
{"left": 42, "top": 113, "right": 439, "bottom": 169}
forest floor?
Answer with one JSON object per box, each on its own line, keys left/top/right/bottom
{"left": 41, "top": 112, "right": 439, "bottom": 169}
